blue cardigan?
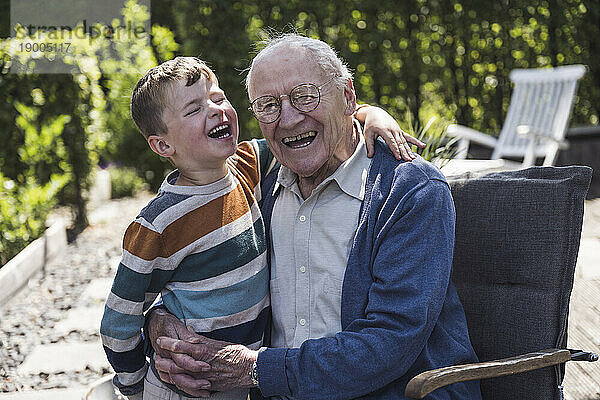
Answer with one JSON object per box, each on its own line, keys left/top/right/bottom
{"left": 256, "top": 142, "right": 482, "bottom": 400}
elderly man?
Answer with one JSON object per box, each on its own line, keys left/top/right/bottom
{"left": 147, "top": 34, "right": 481, "bottom": 400}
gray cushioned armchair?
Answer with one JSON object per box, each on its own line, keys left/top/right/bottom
{"left": 406, "top": 166, "right": 597, "bottom": 399}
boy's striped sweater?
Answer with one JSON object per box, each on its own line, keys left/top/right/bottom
{"left": 100, "top": 139, "right": 273, "bottom": 396}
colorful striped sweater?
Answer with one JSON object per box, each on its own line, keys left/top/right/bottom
{"left": 100, "top": 139, "right": 274, "bottom": 397}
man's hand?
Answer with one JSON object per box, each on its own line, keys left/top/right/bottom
{"left": 356, "top": 104, "right": 426, "bottom": 161}
{"left": 155, "top": 332, "right": 258, "bottom": 395}
{"left": 146, "top": 308, "right": 211, "bottom": 397}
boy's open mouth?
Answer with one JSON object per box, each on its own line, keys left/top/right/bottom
{"left": 282, "top": 131, "right": 317, "bottom": 148}
{"left": 208, "top": 124, "right": 231, "bottom": 139}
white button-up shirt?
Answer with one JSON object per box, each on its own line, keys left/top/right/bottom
{"left": 269, "top": 134, "right": 371, "bottom": 348}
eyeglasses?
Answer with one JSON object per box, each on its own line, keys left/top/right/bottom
{"left": 249, "top": 76, "right": 339, "bottom": 124}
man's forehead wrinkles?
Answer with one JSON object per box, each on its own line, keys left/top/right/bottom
{"left": 252, "top": 67, "right": 319, "bottom": 98}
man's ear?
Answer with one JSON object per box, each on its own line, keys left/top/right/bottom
{"left": 343, "top": 78, "right": 357, "bottom": 116}
{"left": 148, "top": 135, "right": 175, "bottom": 158}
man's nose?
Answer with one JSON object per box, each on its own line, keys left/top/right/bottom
{"left": 278, "top": 97, "right": 303, "bottom": 128}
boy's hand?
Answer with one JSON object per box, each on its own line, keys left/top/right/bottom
{"left": 355, "top": 104, "right": 426, "bottom": 161}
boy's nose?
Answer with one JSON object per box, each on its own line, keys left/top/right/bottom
{"left": 209, "top": 105, "right": 223, "bottom": 119}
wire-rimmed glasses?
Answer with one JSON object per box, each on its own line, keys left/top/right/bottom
{"left": 249, "top": 76, "right": 339, "bottom": 124}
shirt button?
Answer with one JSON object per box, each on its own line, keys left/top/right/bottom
{"left": 299, "top": 215, "right": 306, "bottom": 222}
{"left": 300, "top": 266, "right": 306, "bottom": 273}
{"left": 299, "top": 318, "right": 306, "bottom": 326}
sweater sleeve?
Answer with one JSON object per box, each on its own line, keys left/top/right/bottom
{"left": 257, "top": 175, "right": 456, "bottom": 399}
{"left": 100, "top": 219, "right": 175, "bottom": 396}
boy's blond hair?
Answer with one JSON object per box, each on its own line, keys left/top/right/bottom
{"left": 131, "top": 57, "right": 218, "bottom": 139}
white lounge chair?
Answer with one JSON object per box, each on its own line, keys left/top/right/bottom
{"left": 447, "top": 64, "right": 586, "bottom": 167}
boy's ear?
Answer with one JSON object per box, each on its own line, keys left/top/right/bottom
{"left": 147, "top": 135, "right": 174, "bottom": 158}
{"left": 343, "top": 78, "right": 357, "bottom": 116}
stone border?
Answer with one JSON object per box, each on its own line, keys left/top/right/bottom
{"left": 0, "top": 219, "right": 68, "bottom": 304}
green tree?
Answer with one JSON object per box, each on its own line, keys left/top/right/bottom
{"left": 0, "top": 0, "right": 180, "bottom": 263}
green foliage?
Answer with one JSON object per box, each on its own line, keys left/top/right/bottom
{"left": 407, "top": 115, "right": 457, "bottom": 168}
{"left": 109, "top": 167, "right": 148, "bottom": 199}
{"left": 1, "top": 29, "right": 102, "bottom": 235}
{"left": 0, "top": 95, "right": 73, "bottom": 265}
{"left": 14, "top": 102, "right": 72, "bottom": 178}
{"left": 0, "top": 171, "right": 68, "bottom": 266}
{"left": 0, "top": 0, "right": 173, "bottom": 264}
{"left": 96, "top": 1, "right": 179, "bottom": 191}
{"left": 156, "top": 0, "right": 599, "bottom": 138}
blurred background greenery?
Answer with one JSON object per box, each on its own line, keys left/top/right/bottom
{"left": 1, "top": 0, "right": 598, "bottom": 265}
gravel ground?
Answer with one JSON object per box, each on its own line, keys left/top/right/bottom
{"left": 0, "top": 192, "right": 153, "bottom": 392}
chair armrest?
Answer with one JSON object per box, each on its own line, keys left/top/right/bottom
{"left": 405, "top": 349, "right": 571, "bottom": 399}
{"left": 516, "top": 125, "right": 569, "bottom": 166}
{"left": 446, "top": 124, "right": 498, "bottom": 149}
{"left": 516, "top": 125, "right": 569, "bottom": 149}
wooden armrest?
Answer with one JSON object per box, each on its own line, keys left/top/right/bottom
{"left": 516, "top": 125, "right": 569, "bottom": 149}
{"left": 446, "top": 124, "right": 498, "bottom": 149}
{"left": 405, "top": 348, "right": 571, "bottom": 399}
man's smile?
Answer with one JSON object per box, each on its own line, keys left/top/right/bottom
{"left": 281, "top": 131, "right": 317, "bottom": 148}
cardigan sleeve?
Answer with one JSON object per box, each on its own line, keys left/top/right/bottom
{"left": 257, "top": 173, "right": 457, "bottom": 399}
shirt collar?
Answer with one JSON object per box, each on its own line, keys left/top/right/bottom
{"left": 273, "top": 119, "right": 370, "bottom": 201}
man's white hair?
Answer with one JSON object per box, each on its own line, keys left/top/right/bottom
{"left": 246, "top": 33, "right": 353, "bottom": 93}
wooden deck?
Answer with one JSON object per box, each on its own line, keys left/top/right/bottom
{"left": 563, "top": 199, "right": 600, "bottom": 400}
{"left": 563, "top": 277, "right": 600, "bottom": 400}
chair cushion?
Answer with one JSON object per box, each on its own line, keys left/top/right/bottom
{"left": 448, "top": 166, "right": 592, "bottom": 400}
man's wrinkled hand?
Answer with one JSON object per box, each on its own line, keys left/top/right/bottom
{"left": 147, "top": 308, "right": 202, "bottom": 357}
{"left": 146, "top": 308, "right": 212, "bottom": 397}
{"left": 154, "top": 353, "right": 212, "bottom": 398}
{"left": 156, "top": 333, "right": 258, "bottom": 393}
